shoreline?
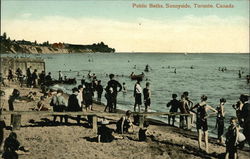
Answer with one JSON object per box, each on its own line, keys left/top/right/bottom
{"left": 0, "top": 82, "right": 249, "bottom": 158}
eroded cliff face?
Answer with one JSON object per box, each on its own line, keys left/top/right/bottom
{"left": 2, "top": 44, "right": 93, "bottom": 54}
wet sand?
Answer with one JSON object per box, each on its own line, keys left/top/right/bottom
{"left": 0, "top": 82, "right": 249, "bottom": 159}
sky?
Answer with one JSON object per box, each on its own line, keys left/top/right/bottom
{"left": 1, "top": 0, "right": 249, "bottom": 53}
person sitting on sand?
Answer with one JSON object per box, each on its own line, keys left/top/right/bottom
{"left": 225, "top": 117, "right": 239, "bottom": 159}
{"left": 2, "top": 132, "right": 29, "bottom": 159}
{"left": 35, "top": 96, "right": 50, "bottom": 111}
{"left": 216, "top": 98, "right": 226, "bottom": 143}
{"left": 116, "top": 110, "right": 134, "bottom": 134}
{"left": 26, "top": 92, "right": 37, "bottom": 101}
{"left": 97, "top": 120, "right": 114, "bottom": 143}
{"left": 166, "top": 94, "right": 181, "bottom": 126}
{"left": 190, "top": 95, "right": 217, "bottom": 153}
{"left": 139, "top": 121, "right": 150, "bottom": 142}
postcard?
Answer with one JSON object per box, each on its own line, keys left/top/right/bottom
{"left": 1, "top": 0, "right": 249, "bottom": 158}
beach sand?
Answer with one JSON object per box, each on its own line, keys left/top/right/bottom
{"left": 0, "top": 82, "right": 249, "bottom": 159}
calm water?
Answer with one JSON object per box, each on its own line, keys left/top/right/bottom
{"left": 4, "top": 53, "right": 250, "bottom": 134}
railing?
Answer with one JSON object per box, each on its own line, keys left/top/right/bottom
{"left": 0, "top": 111, "right": 192, "bottom": 133}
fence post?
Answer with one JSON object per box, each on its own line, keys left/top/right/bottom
{"left": 87, "top": 115, "right": 98, "bottom": 134}
{"left": 139, "top": 115, "right": 144, "bottom": 128}
{"left": 187, "top": 115, "right": 192, "bottom": 130}
{"left": 92, "top": 115, "right": 98, "bottom": 134}
{"left": 179, "top": 115, "right": 184, "bottom": 129}
{"left": 11, "top": 114, "right": 22, "bottom": 130}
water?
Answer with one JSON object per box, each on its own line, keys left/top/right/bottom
{"left": 3, "top": 53, "right": 250, "bottom": 136}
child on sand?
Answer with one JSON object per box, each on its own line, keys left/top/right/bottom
{"left": 225, "top": 117, "right": 239, "bottom": 159}
{"left": 2, "top": 132, "right": 29, "bottom": 159}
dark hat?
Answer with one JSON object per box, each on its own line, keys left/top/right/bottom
{"left": 220, "top": 98, "right": 226, "bottom": 103}
{"left": 109, "top": 74, "right": 115, "bottom": 79}
{"left": 201, "top": 95, "right": 208, "bottom": 101}
{"left": 240, "top": 94, "right": 248, "bottom": 102}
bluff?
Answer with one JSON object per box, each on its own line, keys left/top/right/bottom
{"left": 0, "top": 35, "right": 115, "bottom": 54}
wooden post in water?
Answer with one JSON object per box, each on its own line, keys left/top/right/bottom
{"left": 139, "top": 115, "right": 144, "bottom": 128}
{"left": 11, "top": 114, "right": 21, "bottom": 130}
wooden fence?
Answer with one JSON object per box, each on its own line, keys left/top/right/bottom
{"left": 0, "top": 111, "right": 192, "bottom": 133}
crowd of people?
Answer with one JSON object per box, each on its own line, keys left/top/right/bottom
{"left": 1, "top": 67, "right": 249, "bottom": 159}
{"left": 166, "top": 92, "right": 250, "bottom": 157}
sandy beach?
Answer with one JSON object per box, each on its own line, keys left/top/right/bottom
{"left": 0, "top": 82, "right": 249, "bottom": 159}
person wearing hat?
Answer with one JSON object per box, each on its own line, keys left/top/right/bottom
{"left": 68, "top": 87, "right": 81, "bottom": 124}
{"left": 216, "top": 98, "right": 226, "bottom": 143}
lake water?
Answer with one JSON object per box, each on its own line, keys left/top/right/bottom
{"left": 4, "top": 53, "right": 250, "bottom": 135}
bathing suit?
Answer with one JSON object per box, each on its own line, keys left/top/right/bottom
{"left": 196, "top": 104, "right": 208, "bottom": 131}
{"left": 216, "top": 106, "right": 224, "bottom": 138}
{"left": 226, "top": 125, "right": 237, "bottom": 153}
